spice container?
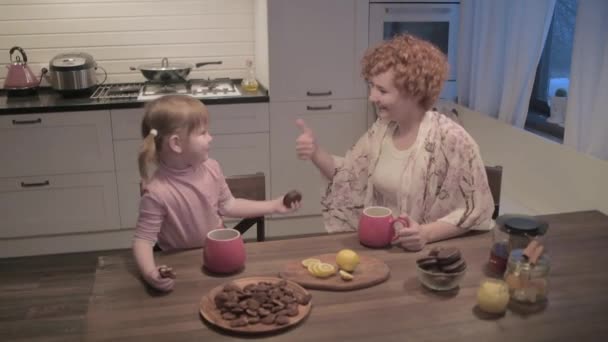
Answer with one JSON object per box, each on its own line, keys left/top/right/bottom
{"left": 488, "top": 214, "right": 548, "bottom": 274}
{"left": 504, "top": 248, "right": 550, "bottom": 304}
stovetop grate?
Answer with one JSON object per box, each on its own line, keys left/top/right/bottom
{"left": 91, "top": 83, "right": 144, "bottom": 100}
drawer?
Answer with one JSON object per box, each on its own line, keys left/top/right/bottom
{"left": 111, "top": 103, "right": 269, "bottom": 140}
{"left": 0, "top": 172, "right": 120, "bottom": 238}
{"left": 0, "top": 111, "right": 114, "bottom": 177}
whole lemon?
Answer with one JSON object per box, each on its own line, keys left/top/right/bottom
{"left": 336, "top": 249, "right": 360, "bottom": 272}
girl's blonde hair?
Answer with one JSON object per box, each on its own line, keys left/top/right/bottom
{"left": 138, "top": 95, "right": 209, "bottom": 180}
{"left": 361, "top": 34, "right": 448, "bottom": 110}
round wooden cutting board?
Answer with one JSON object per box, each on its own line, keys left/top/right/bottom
{"left": 278, "top": 253, "right": 390, "bottom": 291}
{"left": 199, "top": 276, "right": 312, "bottom": 335}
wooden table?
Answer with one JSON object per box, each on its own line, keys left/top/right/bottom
{"left": 82, "top": 210, "right": 608, "bottom": 341}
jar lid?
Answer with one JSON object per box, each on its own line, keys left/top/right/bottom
{"left": 508, "top": 249, "right": 550, "bottom": 273}
{"left": 497, "top": 214, "right": 548, "bottom": 236}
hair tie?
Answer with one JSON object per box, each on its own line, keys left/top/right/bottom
{"left": 149, "top": 129, "right": 158, "bottom": 137}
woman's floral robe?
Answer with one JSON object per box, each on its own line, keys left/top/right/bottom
{"left": 320, "top": 110, "right": 494, "bottom": 233}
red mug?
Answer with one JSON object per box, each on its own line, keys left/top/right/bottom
{"left": 359, "top": 206, "right": 408, "bottom": 248}
{"left": 203, "top": 228, "right": 246, "bottom": 274}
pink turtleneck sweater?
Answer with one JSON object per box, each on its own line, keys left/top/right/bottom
{"left": 134, "top": 158, "right": 234, "bottom": 251}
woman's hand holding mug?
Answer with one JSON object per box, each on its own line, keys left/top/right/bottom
{"left": 391, "top": 215, "right": 427, "bottom": 251}
{"left": 359, "top": 206, "right": 409, "bottom": 248}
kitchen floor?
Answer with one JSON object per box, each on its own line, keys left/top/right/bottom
{"left": 0, "top": 249, "right": 129, "bottom": 342}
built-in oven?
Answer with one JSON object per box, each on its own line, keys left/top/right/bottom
{"left": 369, "top": 1, "right": 459, "bottom": 101}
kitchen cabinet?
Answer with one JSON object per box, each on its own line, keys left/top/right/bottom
{"left": 0, "top": 111, "right": 114, "bottom": 177}
{"left": 270, "top": 99, "right": 368, "bottom": 217}
{"left": 0, "top": 110, "right": 120, "bottom": 239}
{"left": 111, "top": 104, "right": 271, "bottom": 228}
{"left": 267, "top": 0, "right": 369, "bottom": 101}
{"left": 0, "top": 172, "right": 120, "bottom": 238}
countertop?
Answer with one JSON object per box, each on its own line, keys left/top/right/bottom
{"left": 0, "top": 81, "right": 269, "bottom": 115}
{"left": 3, "top": 210, "right": 607, "bottom": 341}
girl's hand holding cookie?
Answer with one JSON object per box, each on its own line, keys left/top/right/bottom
{"left": 275, "top": 190, "right": 302, "bottom": 213}
{"left": 144, "top": 265, "right": 175, "bottom": 292}
{"left": 158, "top": 265, "right": 176, "bottom": 279}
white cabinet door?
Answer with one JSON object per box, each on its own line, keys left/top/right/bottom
{"left": 0, "top": 111, "right": 114, "bottom": 177}
{"left": 268, "top": 0, "right": 368, "bottom": 101}
{"left": 0, "top": 172, "right": 120, "bottom": 238}
{"left": 270, "top": 99, "right": 367, "bottom": 217}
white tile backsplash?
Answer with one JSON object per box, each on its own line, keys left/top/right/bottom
{"left": 0, "top": 0, "right": 255, "bottom": 85}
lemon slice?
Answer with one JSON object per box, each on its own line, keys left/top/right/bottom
{"left": 311, "top": 262, "right": 336, "bottom": 278}
{"left": 339, "top": 270, "right": 354, "bottom": 281}
{"left": 307, "top": 263, "right": 318, "bottom": 276}
{"left": 301, "top": 258, "right": 321, "bottom": 268}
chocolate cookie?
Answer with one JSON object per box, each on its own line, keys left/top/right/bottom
{"left": 436, "top": 247, "right": 461, "bottom": 266}
{"left": 441, "top": 258, "right": 467, "bottom": 273}
{"left": 283, "top": 190, "right": 302, "bottom": 208}
{"left": 416, "top": 256, "right": 439, "bottom": 270}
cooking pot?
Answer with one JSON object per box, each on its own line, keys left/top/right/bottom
{"left": 3, "top": 46, "right": 45, "bottom": 95}
{"left": 44, "top": 52, "right": 107, "bottom": 94}
{"left": 130, "top": 58, "right": 222, "bottom": 83}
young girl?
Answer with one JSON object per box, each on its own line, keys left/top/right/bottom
{"left": 134, "top": 95, "right": 300, "bottom": 292}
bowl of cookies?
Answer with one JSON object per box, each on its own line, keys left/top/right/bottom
{"left": 416, "top": 247, "right": 467, "bottom": 291}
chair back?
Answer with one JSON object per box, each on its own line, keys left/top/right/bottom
{"left": 225, "top": 172, "right": 266, "bottom": 241}
{"left": 225, "top": 172, "right": 265, "bottom": 201}
{"left": 485, "top": 165, "right": 502, "bottom": 219}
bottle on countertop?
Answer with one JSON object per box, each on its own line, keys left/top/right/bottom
{"left": 241, "top": 59, "right": 259, "bottom": 92}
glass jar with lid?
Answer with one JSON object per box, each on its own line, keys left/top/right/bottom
{"left": 504, "top": 248, "right": 550, "bottom": 304}
{"left": 488, "top": 214, "right": 548, "bottom": 275}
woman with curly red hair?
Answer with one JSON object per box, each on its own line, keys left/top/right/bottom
{"left": 295, "top": 34, "right": 494, "bottom": 251}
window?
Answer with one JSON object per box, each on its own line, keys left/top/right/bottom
{"left": 525, "top": 0, "right": 577, "bottom": 142}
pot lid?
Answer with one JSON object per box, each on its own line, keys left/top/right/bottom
{"left": 496, "top": 214, "right": 548, "bottom": 236}
{"left": 138, "top": 57, "right": 192, "bottom": 71}
{"left": 52, "top": 56, "right": 87, "bottom": 68}
{"left": 50, "top": 52, "right": 95, "bottom": 69}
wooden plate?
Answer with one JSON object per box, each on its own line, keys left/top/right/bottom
{"left": 279, "top": 253, "right": 390, "bottom": 291}
{"left": 199, "top": 276, "right": 312, "bottom": 335}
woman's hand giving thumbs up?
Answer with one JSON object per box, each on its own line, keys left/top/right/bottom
{"left": 295, "top": 118, "right": 318, "bottom": 160}
{"left": 294, "top": 118, "right": 336, "bottom": 179}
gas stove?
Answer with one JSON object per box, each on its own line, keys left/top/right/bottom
{"left": 91, "top": 78, "right": 240, "bottom": 101}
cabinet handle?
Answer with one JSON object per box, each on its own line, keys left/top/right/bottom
{"left": 20, "top": 180, "right": 50, "bottom": 188}
{"left": 306, "top": 105, "right": 333, "bottom": 111}
{"left": 306, "top": 91, "right": 332, "bottom": 97}
{"left": 12, "top": 118, "right": 42, "bottom": 125}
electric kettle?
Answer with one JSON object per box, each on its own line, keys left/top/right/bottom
{"left": 4, "top": 46, "right": 44, "bottom": 95}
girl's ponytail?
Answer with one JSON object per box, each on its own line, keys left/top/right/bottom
{"left": 138, "top": 129, "right": 158, "bottom": 181}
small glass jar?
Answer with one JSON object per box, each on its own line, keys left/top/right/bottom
{"left": 488, "top": 214, "right": 548, "bottom": 274}
{"left": 504, "top": 249, "right": 550, "bottom": 304}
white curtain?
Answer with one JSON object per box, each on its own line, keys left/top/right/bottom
{"left": 457, "top": 0, "right": 556, "bottom": 127}
{"left": 563, "top": 0, "right": 608, "bottom": 160}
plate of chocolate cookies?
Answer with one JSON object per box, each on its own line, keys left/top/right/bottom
{"left": 199, "top": 276, "right": 312, "bottom": 335}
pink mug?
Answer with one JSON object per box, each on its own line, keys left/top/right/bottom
{"left": 203, "top": 228, "right": 246, "bottom": 274}
{"left": 358, "top": 206, "right": 408, "bottom": 248}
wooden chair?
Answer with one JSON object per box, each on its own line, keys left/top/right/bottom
{"left": 485, "top": 165, "right": 503, "bottom": 219}
{"left": 225, "top": 172, "right": 266, "bottom": 242}
{"left": 139, "top": 172, "right": 266, "bottom": 242}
